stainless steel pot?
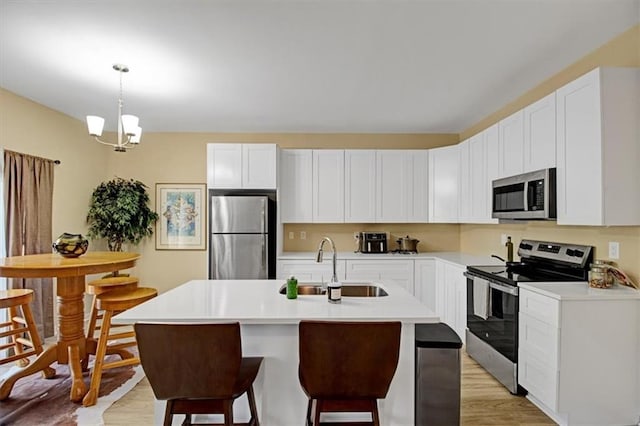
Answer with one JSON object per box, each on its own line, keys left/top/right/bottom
{"left": 396, "top": 235, "right": 419, "bottom": 252}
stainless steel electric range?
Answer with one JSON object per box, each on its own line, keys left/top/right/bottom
{"left": 464, "top": 239, "right": 593, "bottom": 394}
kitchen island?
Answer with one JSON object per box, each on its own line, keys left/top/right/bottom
{"left": 113, "top": 279, "right": 437, "bottom": 426}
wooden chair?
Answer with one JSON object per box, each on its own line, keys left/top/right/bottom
{"left": 298, "top": 320, "right": 402, "bottom": 426}
{"left": 82, "top": 286, "right": 157, "bottom": 407}
{"left": 82, "top": 276, "right": 139, "bottom": 370}
{"left": 0, "top": 289, "right": 54, "bottom": 377}
{"left": 134, "top": 322, "right": 263, "bottom": 426}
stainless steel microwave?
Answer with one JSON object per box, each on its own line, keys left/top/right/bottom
{"left": 492, "top": 168, "right": 556, "bottom": 220}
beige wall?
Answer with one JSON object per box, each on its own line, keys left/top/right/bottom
{"left": 0, "top": 88, "right": 109, "bottom": 241}
{"left": 458, "top": 24, "right": 640, "bottom": 284}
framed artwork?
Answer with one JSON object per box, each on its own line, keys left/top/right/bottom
{"left": 155, "top": 183, "right": 206, "bottom": 250}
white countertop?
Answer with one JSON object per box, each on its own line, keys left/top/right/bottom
{"left": 519, "top": 282, "right": 640, "bottom": 301}
{"left": 278, "top": 251, "right": 503, "bottom": 267}
{"left": 112, "top": 279, "right": 438, "bottom": 325}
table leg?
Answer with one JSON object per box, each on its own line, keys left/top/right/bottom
{"left": 0, "top": 344, "right": 58, "bottom": 400}
{"left": 55, "top": 275, "right": 89, "bottom": 401}
{"left": 68, "top": 345, "right": 87, "bottom": 402}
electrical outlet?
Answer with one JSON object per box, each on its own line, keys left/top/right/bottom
{"left": 300, "top": 231, "right": 306, "bottom": 240}
{"left": 608, "top": 241, "right": 620, "bottom": 259}
{"left": 500, "top": 234, "right": 508, "bottom": 245}
{"left": 288, "top": 231, "right": 294, "bottom": 240}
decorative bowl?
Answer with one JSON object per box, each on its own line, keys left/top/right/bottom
{"left": 53, "top": 233, "right": 89, "bottom": 258}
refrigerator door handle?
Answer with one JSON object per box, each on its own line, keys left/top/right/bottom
{"left": 261, "top": 198, "right": 267, "bottom": 233}
{"left": 262, "top": 234, "right": 268, "bottom": 275}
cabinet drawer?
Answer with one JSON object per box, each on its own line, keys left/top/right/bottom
{"left": 519, "top": 289, "right": 559, "bottom": 325}
{"left": 519, "top": 312, "right": 559, "bottom": 368}
{"left": 518, "top": 350, "right": 559, "bottom": 411}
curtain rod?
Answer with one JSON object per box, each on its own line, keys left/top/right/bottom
{"left": 4, "top": 149, "right": 61, "bottom": 165}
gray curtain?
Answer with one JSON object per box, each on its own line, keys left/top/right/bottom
{"left": 4, "top": 150, "right": 55, "bottom": 338}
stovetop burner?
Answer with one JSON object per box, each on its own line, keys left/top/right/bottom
{"left": 390, "top": 249, "right": 418, "bottom": 255}
{"left": 467, "top": 239, "right": 593, "bottom": 286}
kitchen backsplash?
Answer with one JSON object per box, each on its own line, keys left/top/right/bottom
{"left": 283, "top": 223, "right": 460, "bottom": 253}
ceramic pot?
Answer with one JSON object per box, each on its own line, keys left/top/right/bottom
{"left": 53, "top": 233, "right": 89, "bottom": 258}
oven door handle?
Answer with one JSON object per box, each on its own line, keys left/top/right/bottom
{"left": 489, "top": 281, "right": 519, "bottom": 296}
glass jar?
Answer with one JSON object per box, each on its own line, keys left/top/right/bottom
{"left": 589, "top": 264, "right": 613, "bottom": 289}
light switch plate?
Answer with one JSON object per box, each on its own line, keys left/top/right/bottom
{"left": 300, "top": 231, "right": 306, "bottom": 240}
{"left": 608, "top": 241, "right": 620, "bottom": 259}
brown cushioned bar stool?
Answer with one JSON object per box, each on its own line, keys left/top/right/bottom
{"left": 134, "top": 322, "right": 263, "bottom": 426}
{"left": 0, "top": 289, "right": 55, "bottom": 378}
{"left": 82, "top": 286, "right": 157, "bottom": 407}
{"left": 298, "top": 320, "right": 401, "bottom": 426}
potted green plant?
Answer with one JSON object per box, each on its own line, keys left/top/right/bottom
{"left": 86, "top": 177, "right": 159, "bottom": 252}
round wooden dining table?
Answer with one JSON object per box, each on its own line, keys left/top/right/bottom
{"left": 0, "top": 251, "right": 140, "bottom": 402}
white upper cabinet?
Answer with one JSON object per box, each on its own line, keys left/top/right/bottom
{"left": 428, "top": 145, "right": 459, "bottom": 223}
{"left": 242, "top": 144, "right": 278, "bottom": 188}
{"left": 344, "top": 150, "right": 376, "bottom": 223}
{"left": 280, "top": 149, "right": 312, "bottom": 223}
{"left": 457, "top": 139, "right": 472, "bottom": 222}
{"left": 523, "top": 92, "right": 556, "bottom": 172}
{"left": 407, "top": 150, "right": 429, "bottom": 222}
{"left": 498, "top": 109, "right": 525, "bottom": 178}
{"left": 376, "top": 150, "right": 413, "bottom": 223}
{"left": 313, "top": 150, "right": 345, "bottom": 223}
{"left": 207, "top": 143, "right": 277, "bottom": 189}
{"left": 555, "top": 67, "right": 640, "bottom": 226}
{"left": 484, "top": 124, "right": 500, "bottom": 223}
{"left": 459, "top": 130, "right": 496, "bottom": 224}
{"left": 370, "top": 149, "right": 429, "bottom": 223}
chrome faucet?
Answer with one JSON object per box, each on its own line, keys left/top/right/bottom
{"left": 316, "top": 236, "right": 338, "bottom": 284}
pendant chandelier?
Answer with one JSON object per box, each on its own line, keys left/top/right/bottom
{"left": 86, "top": 64, "right": 142, "bottom": 152}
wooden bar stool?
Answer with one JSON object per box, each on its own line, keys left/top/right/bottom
{"left": 82, "top": 286, "right": 157, "bottom": 407}
{"left": 0, "top": 289, "right": 55, "bottom": 377}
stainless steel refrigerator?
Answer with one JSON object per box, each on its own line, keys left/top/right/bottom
{"left": 209, "top": 193, "right": 276, "bottom": 279}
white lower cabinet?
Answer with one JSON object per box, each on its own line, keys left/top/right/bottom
{"left": 277, "top": 259, "right": 346, "bottom": 282}
{"left": 345, "top": 259, "right": 414, "bottom": 294}
{"left": 413, "top": 259, "right": 436, "bottom": 312}
{"left": 434, "top": 260, "right": 466, "bottom": 342}
{"left": 518, "top": 287, "right": 639, "bottom": 425}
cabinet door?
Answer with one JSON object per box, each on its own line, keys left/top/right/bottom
{"left": 434, "top": 261, "right": 447, "bottom": 320}
{"left": 208, "top": 143, "right": 242, "bottom": 188}
{"left": 428, "top": 145, "right": 459, "bottom": 223}
{"left": 414, "top": 259, "right": 436, "bottom": 311}
{"left": 242, "top": 144, "right": 277, "bottom": 189}
{"left": 408, "top": 150, "right": 429, "bottom": 222}
{"left": 484, "top": 124, "right": 500, "bottom": 223}
{"left": 469, "top": 133, "right": 489, "bottom": 222}
{"left": 344, "top": 150, "right": 376, "bottom": 222}
{"left": 458, "top": 139, "right": 472, "bottom": 223}
{"left": 524, "top": 92, "right": 556, "bottom": 172}
{"left": 556, "top": 69, "right": 603, "bottom": 225}
{"left": 498, "top": 109, "right": 524, "bottom": 178}
{"left": 278, "top": 260, "right": 346, "bottom": 282}
{"left": 312, "top": 150, "right": 345, "bottom": 223}
{"left": 376, "top": 150, "right": 411, "bottom": 223}
{"left": 280, "top": 150, "right": 312, "bottom": 223}
{"left": 345, "top": 259, "right": 414, "bottom": 294}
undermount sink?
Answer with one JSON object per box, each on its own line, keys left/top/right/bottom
{"left": 278, "top": 283, "right": 388, "bottom": 297}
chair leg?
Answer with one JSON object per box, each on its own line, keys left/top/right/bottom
{"left": 181, "top": 413, "right": 192, "bottom": 426}
{"left": 247, "top": 384, "right": 259, "bottom": 426}
{"left": 313, "top": 399, "right": 321, "bottom": 426}
{"left": 82, "top": 309, "right": 113, "bottom": 407}
{"left": 371, "top": 400, "right": 380, "bottom": 426}
{"left": 223, "top": 400, "right": 234, "bottom": 426}
{"left": 82, "top": 296, "right": 99, "bottom": 370}
{"left": 8, "top": 306, "right": 28, "bottom": 367}
{"left": 305, "top": 398, "right": 313, "bottom": 426}
{"left": 163, "top": 400, "right": 174, "bottom": 426}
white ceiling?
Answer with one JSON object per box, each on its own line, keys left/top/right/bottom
{"left": 1, "top": 0, "right": 638, "bottom": 134}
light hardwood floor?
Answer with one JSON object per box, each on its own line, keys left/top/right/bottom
{"left": 103, "top": 351, "right": 555, "bottom": 425}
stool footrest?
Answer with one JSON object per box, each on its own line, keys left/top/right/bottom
{"left": 106, "top": 331, "right": 136, "bottom": 341}
{"left": 102, "top": 357, "right": 139, "bottom": 370}
{"left": 0, "top": 349, "right": 37, "bottom": 365}
{"left": 0, "top": 326, "right": 28, "bottom": 338}
{"left": 16, "top": 337, "right": 35, "bottom": 348}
